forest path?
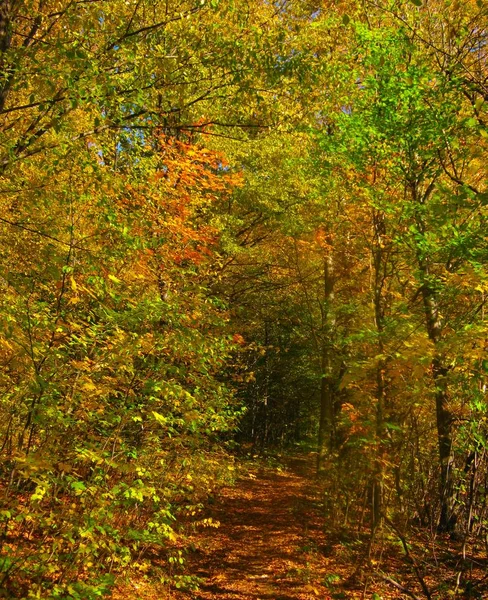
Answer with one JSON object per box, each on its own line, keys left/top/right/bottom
{"left": 172, "top": 454, "right": 360, "bottom": 600}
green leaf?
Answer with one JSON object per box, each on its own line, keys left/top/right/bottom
{"left": 385, "top": 422, "right": 402, "bottom": 431}
{"left": 152, "top": 411, "right": 167, "bottom": 425}
{"left": 342, "top": 14, "right": 350, "bottom": 25}
{"left": 71, "top": 481, "right": 86, "bottom": 495}
{"left": 409, "top": 0, "right": 422, "bottom": 5}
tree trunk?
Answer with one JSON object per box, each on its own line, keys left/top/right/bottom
{"left": 0, "top": 0, "right": 19, "bottom": 114}
{"left": 412, "top": 183, "right": 456, "bottom": 532}
{"left": 372, "top": 208, "right": 387, "bottom": 528}
{"left": 317, "top": 254, "right": 335, "bottom": 474}
{"left": 427, "top": 319, "right": 455, "bottom": 531}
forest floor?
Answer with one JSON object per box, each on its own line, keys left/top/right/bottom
{"left": 114, "top": 453, "right": 488, "bottom": 600}
{"left": 171, "top": 452, "right": 356, "bottom": 600}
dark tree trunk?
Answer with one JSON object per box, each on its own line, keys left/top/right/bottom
{"left": 412, "top": 181, "right": 456, "bottom": 532}
{"left": 0, "top": 0, "right": 19, "bottom": 113}
{"left": 371, "top": 207, "right": 388, "bottom": 528}
{"left": 317, "top": 254, "right": 335, "bottom": 474}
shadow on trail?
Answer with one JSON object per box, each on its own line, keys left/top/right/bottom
{"left": 170, "top": 452, "right": 488, "bottom": 600}
{"left": 173, "top": 454, "right": 331, "bottom": 600}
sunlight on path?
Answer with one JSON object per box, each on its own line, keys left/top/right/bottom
{"left": 172, "top": 454, "right": 349, "bottom": 600}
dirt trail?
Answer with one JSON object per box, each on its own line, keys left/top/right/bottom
{"left": 166, "top": 455, "right": 488, "bottom": 600}
{"left": 172, "top": 454, "right": 354, "bottom": 600}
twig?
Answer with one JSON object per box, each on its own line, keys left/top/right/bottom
{"left": 379, "top": 573, "right": 422, "bottom": 600}
{"left": 383, "top": 515, "right": 432, "bottom": 599}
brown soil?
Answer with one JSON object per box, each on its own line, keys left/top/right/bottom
{"left": 170, "top": 454, "right": 362, "bottom": 600}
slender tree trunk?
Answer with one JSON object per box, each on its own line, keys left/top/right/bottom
{"left": 412, "top": 182, "right": 456, "bottom": 532}
{"left": 372, "top": 208, "right": 387, "bottom": 528}
{"left": 373, "top": 366, "right": 385, "bottom": 527}
{"left": 263, "top": 321, "right": 270, "bottom": 447}
{"left": 0, "top": 0, "right": 20, "bottom": 113}
{"left": 317, "top": 254, "right": 335, "bottom": 474}
{"left": 423, "top": 298, "right": 455, "bottom": 531}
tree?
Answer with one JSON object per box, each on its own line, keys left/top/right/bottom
{"left": 314, "top": 4, "right": 488, "bottom": 533}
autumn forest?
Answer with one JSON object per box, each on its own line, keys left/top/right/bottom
{"left": 0, "top": 0, "right": 487, "bottom": 598}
